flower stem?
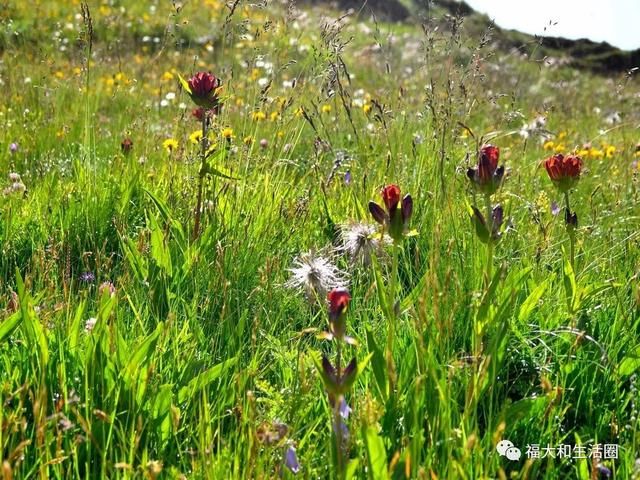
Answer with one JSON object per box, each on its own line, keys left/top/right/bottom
{"left": 333, "top": 344, "right": 344, "bottom": 477}
{"left": 564, "top": 191, "right": 575, "bottom": 270}
{"left": 386, "top": 242, "right": 399, "bottom": 391}
{"left": 192, "top": 115, "right": 208, "bottom": 241}
{"left": 484, "top": 193, "right": 494, "bottom": 285}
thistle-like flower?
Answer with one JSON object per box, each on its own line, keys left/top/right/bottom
{"left": 285, "top": 251, "right": 348, "bottom": 300}
{"left": 337, "top": 222, "right": 390, "bottom": 264}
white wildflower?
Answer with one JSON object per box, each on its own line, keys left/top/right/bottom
{"left": 337, "top": 222, "right": 390, "bottom": 264}
{"left": 285, "top": 251, "right": 348, "bottom": 299}
{"left": 84, "top": 317, "right": 97, "bottom": 333}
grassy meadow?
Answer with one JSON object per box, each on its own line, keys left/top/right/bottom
{"left": 1, "top": 0, "right": 640, "bottom": 478}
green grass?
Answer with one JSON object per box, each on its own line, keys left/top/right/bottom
{"left": 0, "top": 1, "right": 639, "bottom": 479}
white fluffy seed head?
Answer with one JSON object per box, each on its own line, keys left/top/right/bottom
{"left": 285, "top": 250, "right": 348, "bottom": 299}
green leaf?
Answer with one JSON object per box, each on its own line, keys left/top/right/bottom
{"left": 345, "top": 459, "right": 360, "bottom": 480}
{"left": 68, "top": 300, "right": 86, "bottom": 357}
{"left": 371, "top": 254, "right": 391, "bottom": 321}
{"left": 363, "top": 426, "right": 389, "bottom": 480}
{"left": 178, "top": 357, "right": 237, "bottom": 403}
{"left": 619, "top": 345, "right": 640, "bottom": 377}
{"left": 15, "top": 269, "right": 49, "bottom": 365}
{"left": 366, "top": 328, "right": 388, "bottom": 401}
{"left": 125, "top": 322, "right": 164, "bottom": 382}
{"left": 562, "top": 255, "right": 577, "bottom": 313}
{"left": 0, "top": 311, "right": 22, "bottom": 343}
{"left": 518, "top": 276, "right": 552, "bottom": 323}
{"left": 121, "top": 236, "right": 148, "bottom": 282}
{"left": 202, "top": 163, "right": 239, "bottom": 180}
{"left": 149, "top": 214, "right": 173, "bottom": 275}
{"left": 152, "top": 384, "right": 174, "bottom": 442}
{"left": 504, "top": 396, "right": 547, "bottom": 423}
{"left": 177, "top": 73, "right": 192, "bottom": 94}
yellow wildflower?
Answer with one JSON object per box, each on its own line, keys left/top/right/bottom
{"left": 222, "top": 128, "right": 234, "bottom": 139}
{"left": 606, "top": 145, "right": 616, "bottom": 158}
{"left": 252, "top": 111, "right": 266, "bottom": 121}
{"left": 321, "top": 104, "right": 332, "bottom": 114}
{"left": 189, "top": 130, "right": 203, "bottom": 145}
{"left": 163, "top": 138, "right": 179, "bottom": 153}
{"left": 543, "top": 140, "right": 555, "bottom": 151}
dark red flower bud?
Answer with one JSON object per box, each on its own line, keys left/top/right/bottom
{"left": 471, "top": 205, "right": 504, "bottom": 244}
{"left": 467, "top": 145, "right": 504, "bottom": 194}
{"left": 478, "top": 144, "right": 499, "bottom": 182}
{"left": 121, "top": 137, "right": 133, "bottom": 154}
{"left": 327, "top": 288, "right": 350, "bottom": 319}
{"left": 322, "top": 356, "right": 337, "bottom": 384}
{"left": 381, "top": 185, "right": 401, "bottom": 212}
{"left": 401, "top": 194, "right": 413, "bottom": 225}
{"left": 565, "top": 209, "right": 578, "bottom": 229}
{"left": 368, "top": 201, "right": 386, "bottom": 225}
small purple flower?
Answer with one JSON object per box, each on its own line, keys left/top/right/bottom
{"left": 596, "top": 464, "right": 611, "bottom": 478}
{"left": 338, "top": 397, "right": 351, "bottom": 420}
{"left": 284, "top": 445, "right": 300, "bottom": 474}
{"left": 550, "top": 200, "right": 560, "bottom": 216}
{"left": 9, "top": 143, "right": 18, "bottom": 154}
{"left": 344, "top": 170, "right": 351, "bottom": 185}
{"left": 79, "top": 271, "right": 95, "bottom": 283}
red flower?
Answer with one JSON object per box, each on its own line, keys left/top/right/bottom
{"left": 467, "top": 144, "right": 504, "bottom": 194}
{"left": 188, "top": 72, "right": 219, "bottom": 97}
{"left": 368, "top": 184, "right": 413, "bottom": 242}
{"left": 544, "top": 154, "right": 582, "bottom": 181}
{"left": 381, "top": 184, "right": 401, "bottom": 212}
{"left": 184, "top": 71, "right": 221, "bottom": 111}
{"left": 327, "top": 288, "right": 351, "bottom": 319}
{"left": 544, "top": 154, "right": 583, "bottom": 191}
{"left": 478, "top": 145, "right": 499, "bottom": 183}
